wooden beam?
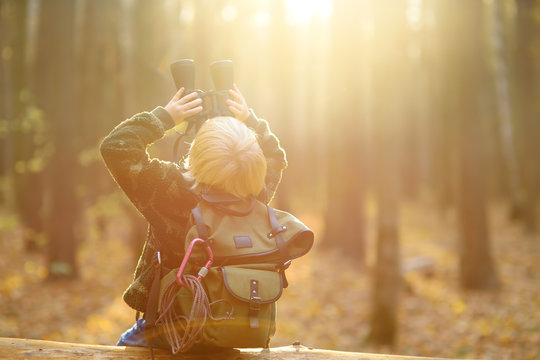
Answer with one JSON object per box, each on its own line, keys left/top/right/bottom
{"left": 0, "top": 337, "right": 459, "bottom": 360}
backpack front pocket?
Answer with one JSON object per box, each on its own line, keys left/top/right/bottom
{"left": 221, "top": 264, "right": 283, "bottom": 305}
{"left": 202, "top": 264, "right": 283, "bottom": 348}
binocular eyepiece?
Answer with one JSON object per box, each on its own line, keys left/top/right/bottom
{"left": 170, "top": 59, "right": 234, "bottom": 125}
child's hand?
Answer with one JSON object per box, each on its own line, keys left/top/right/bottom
{"left": 164, "top": 88, "right": 203, "bottom": 126}
{"left": 227, "top": 84, "right": 249, "bottom": 122}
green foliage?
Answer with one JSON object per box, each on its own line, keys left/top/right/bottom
{"left": 0, "top": 119, "right": 8, "bottom": 139}
{"left": 12, "top": 103, "right": 52, "bottom": 175}
{"left": 0, "top": 213, "right": 18, "bottom": 232}
{"left": 0, "top": 176, "right": 11, "bottom": 203}
{"left": 87, "top": 193, "right": 125, "bottom": 220}
{"left": 78, "top": 144, "right": 101, "bottom": 168}
{"left": 48, "top": 262, "right": 74, "bottom": 277}
{"left": 18, "top": 106, "right": 44, "bottom": 134}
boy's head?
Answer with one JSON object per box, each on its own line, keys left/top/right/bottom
{"left": 184, "top": 116, "right": 266, "bottom": 198}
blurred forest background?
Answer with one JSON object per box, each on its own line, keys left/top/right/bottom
{"left": 0, "top": 0, "right": 539, "bottom": 359}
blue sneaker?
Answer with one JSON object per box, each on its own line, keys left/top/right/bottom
{"left": 117, "top": 319, "right": 148, "bottom": 347}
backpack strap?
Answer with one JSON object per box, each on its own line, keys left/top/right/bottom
{"left": 266, "top": 205, "right": 288, "bottom": 258}
{"left": 248, "top": 279, "right": 261, "bottom": 329}
{"left": 192, "top": 196, "right": 256, "bottom": 242}
{"left": 209, "top": 197, "right": 255, "bottom": 217}
{"left": 142, "top": 228, "right": 163, "bottom": 356}
{"left": 200, "top": 190, "right": 256, "bottom": 217}
{"left": 192, "top": 206, "right": 209, "bottom": 240}
{"left": 267, "top": 205, "right": 291, "bottom": 288}
{"left": 145, "top": 251, "right": 162, "bottom": 327}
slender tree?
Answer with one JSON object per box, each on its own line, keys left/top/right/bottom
{"left": 451, "top": 0, "right": 499, "bottom": 289}
{"left": 368, "top": 2, "right": 406, "bottom": 345}
{"left": 426, "top": 0, "right": 459, "bottom": 216}
{"left": 129, "top": 0, "right": 171, "bottom": 114}
{"left": 0, "top": 0, "right": 15, "bottom": 187}
{"left": 490, "top": 0, "right": 524, "bottom": 220}
{"left": 269, "top": 0, "right": 295, "bottom": 212}
{"left": 78, "top": 0, "right": 124, "bottom": 202}
{"left": 514, "top": 0, "right": 539, "bottom": 235}
{"left": 321, "top": 0, "right": 367, "bottom": 261}
{"left": 125, "top": 0, "right": 171, "bottom": 258}
{"left": 369, "top": 103, "right": 402, "bottom": 344}
{"left": 34, "top": 0, "right": 80, "bottom": 279}
{"left": 0, "top": 0, "right": 47, "bottom": 250}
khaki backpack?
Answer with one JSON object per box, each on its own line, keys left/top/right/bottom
{"left": 144, "top": 195, "right": 314, "bottom": 354}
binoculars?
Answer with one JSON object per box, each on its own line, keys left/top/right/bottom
{"left": 170, "top": 59, "right": 234, "bottom": 128}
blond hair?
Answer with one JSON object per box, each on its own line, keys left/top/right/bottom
{"left": 184, "top": 117, "right": 267, "bottom": 198}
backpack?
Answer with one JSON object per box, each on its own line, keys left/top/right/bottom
{"left": 144, "top": 194, "right": 314, "bottom": 354}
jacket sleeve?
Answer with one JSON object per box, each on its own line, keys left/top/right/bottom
{"left": 100, "top": 106, "right": 197, "bottom": 231}
{"left": 244, "top": 109, "right": 287, "bottom": 204}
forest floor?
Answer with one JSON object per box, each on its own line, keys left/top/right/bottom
{"left": 0, "top": 198, "right": 539, "bottom": 360}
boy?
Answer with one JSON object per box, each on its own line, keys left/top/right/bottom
{"left": 100, "top": 85, "right": 287, "bottom": 347}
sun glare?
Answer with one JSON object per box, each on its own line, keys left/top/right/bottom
{"left": 179, "top": 1, "right": 195, "bottom": 26}
{"left": 406, "top": 0, "right": 423, "bottom": 31}
{"left": 285, "top": 0, "right": 333, "bottom": 26}
{"left": 251, "top": 10, "right": 272, "bottom": 27}
{"left": 221, "top": 5, "right": 237, "bottom": 22}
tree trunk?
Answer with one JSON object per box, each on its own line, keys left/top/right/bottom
{"left": 451, "top": 0, "right": 499, "bottom": 289}
{"left": 0, "top": 0, "right": 46, "bottom": 250}
{"left": 268, "top": 1, "right": 294, "bottom": 212}
{"left": 490, "top": 0, "right": 524, "bottom": 221}
{"left": 321, "top": 0, "right": 367, "bottom": 262}
{"left": 34, "top": 0, "right": 79, "bottom": 279}
{"left": 124, "top": 0, "right": 171, "bottom": 258}
{"left": 514, "top": 0, "right": 539, "bottom": 235}
{"left": 367, "top": 1, "right": 410, "bottom": 344}
{"left": 457, "top": 111, "right": 499, "bottom": 289}
{"left": 78, "top": 0, "right": 124, "bottom": 240}
{"left": 0, "top": 0, "right": 29, "bottom": 206}
{"left": 0, "top": 0, "right": 15, "bottom": 185}
{"left": 130, "top": 0, "right": 171, "bottom": 114}
{"left": 370, "top": 148, "right": 401, "bottom": 344}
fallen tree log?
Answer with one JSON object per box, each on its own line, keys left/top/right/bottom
{"left": 0, "top": 337, "right": 459, "bottom": 360}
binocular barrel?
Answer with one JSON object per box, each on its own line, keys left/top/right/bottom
{"left": 210, "top": 60, "right": 233, "bottom": 91}
{"left": 170, "top": 59, "right": 233, "bottom": 91}
{"left": 170, "top": 59, "right": 195, "bottom": 91}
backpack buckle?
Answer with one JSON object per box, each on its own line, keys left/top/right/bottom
{"left": 250, "top": 296, "right": 261, "bottom": 309}
{"left": 176, "top": 238, "right": 214, "bottom": 287}
{"left": 267, "top": 225, "right": 287, "bottom": 238}
{"left": 281, "top": 259, "right": 292, "bottom": 270}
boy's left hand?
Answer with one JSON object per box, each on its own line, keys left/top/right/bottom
{"left": 227, "top": 84, "right": 249, "bottom": 122}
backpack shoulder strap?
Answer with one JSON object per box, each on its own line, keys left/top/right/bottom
{"left": 191, "top": 206, "right": 208, "bottom": 240}
{"left": 267, "top": 205, "right": 292, "bottom": 288}
{"left": 267, "top": 205, "right": 288, "bottom": 259}
{"left": 201, "top": 189, "right": 256, "bottom": 217}
{"left": 210, "top": 197, "right": 255, "bottom": 217}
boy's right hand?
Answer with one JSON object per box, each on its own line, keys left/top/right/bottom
{"left": 227, "top": 84, "right": 249, "bottom": 122}
{"left": 164, "top": 88, "right": 203, "bottom": 126}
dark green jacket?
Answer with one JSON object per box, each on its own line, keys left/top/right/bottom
{"left": 100, "top": 107, "right": 287, "bottom": 312}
